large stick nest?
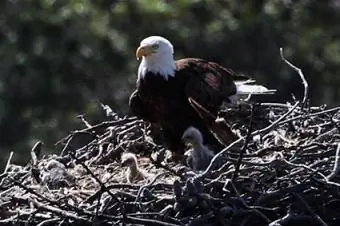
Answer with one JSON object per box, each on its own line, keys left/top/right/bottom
{"left": 1, "top": 100, "right": 340, "bottom": 226}
{"left": 1, "top": 50, "right": 340, "bottom": 225}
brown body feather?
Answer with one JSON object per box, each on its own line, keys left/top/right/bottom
{"left": 129, "top": 58, "right": 248, "bottom": 155}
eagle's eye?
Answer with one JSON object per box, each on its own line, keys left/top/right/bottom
{"left": 152, "top": 44, "right": 159, "bottom": 50}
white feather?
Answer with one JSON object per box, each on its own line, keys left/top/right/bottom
{"left": 228, "top": 80, "right": 276, "bottom": 104}
{"left": 234, "top": 79, "right": 256, "bottom": 85}
{"left": 235, "top": 79, "right": 277, "bottom": 95}
{"left": 236, "top": 84, "right": 277, "bottom": 94}
{"left": 139, "top": 56, "right": 176, "bottom": 80}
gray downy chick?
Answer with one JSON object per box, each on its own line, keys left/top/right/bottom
{"left": 182, "top": 126, "right": 215, "bottom": 171}
{"left": 121, "top": 152, "right": 148, "bottom": 183}
{"left": 41, "top": 159, "right": 75, "bottom": 189}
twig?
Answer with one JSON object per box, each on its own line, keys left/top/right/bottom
{"left": 280, "top": 48, "right": 309, "bottom": 105}
{"left": 123, "top": 215, "right": 181, "bottom": 226}
{"left": 327, "top": 143, "right": 340, "bottom": 180}
{"left": 292, "top": 193, "right": 328, "bottom": 226}
{"left": 77, "top": 114, "right": 92, "bottom": 128}
{"left": 3, "top": 151, "right": 14, "bottom": 173}
{"left": 269, "top": 212, "right": 314, "bottom": 226}
{"left": 30, "top": 141, "right": 43, "bottom": 166}
{"left": 281, "top": 159, "right": 327, "bottom": 179}
{"left": 31, "top": 199, "right": 90, "bottom": 223}
{"left": 232, "top": 105, "right": 254, "bottom": 181}
{"left": 36, "top": 218, "right": 60, "bottom": 226}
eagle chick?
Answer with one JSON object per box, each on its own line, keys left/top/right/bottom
{"left": 182, "top": 126, "right": 215, "bottom": 171}
{"left": 121, "top": 152, "right": 149, "bottom": 183}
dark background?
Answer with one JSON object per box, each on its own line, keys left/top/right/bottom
{"left": 1, "top": 0, "right": 339, "bottom": 168}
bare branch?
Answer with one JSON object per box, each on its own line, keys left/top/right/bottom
{"left": 280, "top": 48, "right": 309, "bottom": 105}
{"left": 3, "top": 151, "right": 14, "bottom": 173}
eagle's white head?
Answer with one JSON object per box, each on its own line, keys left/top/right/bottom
{"left": 136, "top": 36, "right": 176, "bottom": 80}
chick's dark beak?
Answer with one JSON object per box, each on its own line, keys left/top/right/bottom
{"left": 121, "top": 160, "right": 128, "bottom": 167}
{"left": 182, "top": 136, "right": 191, "bottom": 148}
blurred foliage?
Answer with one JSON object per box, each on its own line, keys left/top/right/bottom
{"left": 0, "top": 0, "right": 340, "bottom": 167}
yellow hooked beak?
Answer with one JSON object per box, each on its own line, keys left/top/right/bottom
{"left": 136, "top": 45, "right": 153, "bottom": 60}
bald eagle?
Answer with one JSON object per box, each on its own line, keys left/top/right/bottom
{"left": 129, "top": 36, "right": 276, "bottom": 156}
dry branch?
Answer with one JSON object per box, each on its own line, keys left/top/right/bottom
{"left": 280, "top": 47, "right": 309, "bottom": 106}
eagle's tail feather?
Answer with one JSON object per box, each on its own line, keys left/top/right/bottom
{"left": 234, "top": 79, "right": 256, "bottom": 85}
{"left": 235, "top": 82, "right": 277, "bottom": 95}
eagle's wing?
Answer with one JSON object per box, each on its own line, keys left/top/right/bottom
{"left": 176, "top": 58, "right": 242, "bottom": 112}
{"left": 188, "top": 97, "right": 238, "bottom": 146}
{"left": 129, "top": 89, "right": 160, "bottom": 123}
